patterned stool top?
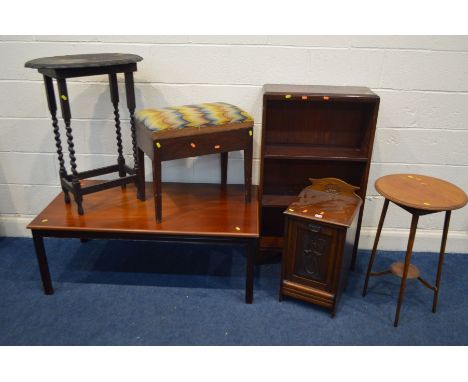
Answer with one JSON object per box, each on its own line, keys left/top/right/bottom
{"left": 135, "top": 102, "right": 253, "bottom": 133}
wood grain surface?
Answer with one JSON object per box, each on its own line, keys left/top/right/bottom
{"left": 28, "top": 181, "right": 259, "bottom": 238}
{"left": 376, "top": 174, "right": 467, "bottom": 211}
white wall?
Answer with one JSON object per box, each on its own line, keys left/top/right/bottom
{"left": 0, "top": 35, "right": 467, "bottom": 253}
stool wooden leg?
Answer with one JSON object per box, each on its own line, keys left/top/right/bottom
{"left": 363, "top": 199, "right": 389, "bottom": 296}
{"left": 432, "top": 210, "right": 451, "bottom": 313}
{"left": 244, "top": 140, "right": 253, "bottom": 203}
{"left": 394, "top": 213, "right": 419, "bottom": 327}
{"left": 152, "top": 151, "right": 162, "bottom": 223}
{"left": 137, "top": 147, "right": 146, "bottom": 201}
{"left": 220, "top": 152, "right": 228, "bottom": 186}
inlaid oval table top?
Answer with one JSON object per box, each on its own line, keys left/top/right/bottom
{"left": 25, "top": 53, "right": 143, "bottom": 69}
{"left": 375, "top": 174, "right": 467, "bottom": 212}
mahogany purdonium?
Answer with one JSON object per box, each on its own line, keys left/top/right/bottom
{"left": 280, "top": 178, "right": 362, "bottom": 317}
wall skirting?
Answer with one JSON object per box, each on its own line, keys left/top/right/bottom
{"left": 1, "top": 216, "right": 467, "bottom": 254}
{"left": 359, "top": 227, "right": 468, "bottom": 254}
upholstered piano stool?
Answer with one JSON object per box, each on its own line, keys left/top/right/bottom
{"left": 135, "top": 102, "right": 254, "bottom": 222}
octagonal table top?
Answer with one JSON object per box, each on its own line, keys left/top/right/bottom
{"left": 25, "top": 53, "right": 143, "bottom": 69}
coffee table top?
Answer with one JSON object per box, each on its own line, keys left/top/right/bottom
{"left": 375, "top": 174, "right": 467, "bottom": 211}
{"left": 25, "top": 53, "right": 143, "bottom": 69}
{"left": 28, "top": 181, "right": 259, "bottom": 238}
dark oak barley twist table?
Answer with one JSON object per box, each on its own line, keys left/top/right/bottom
{"left": 25, "top": 53, "right": 144, "bottom": 215}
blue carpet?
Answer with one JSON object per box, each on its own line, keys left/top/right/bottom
{"left": 0, "top": 236, "right": 466, "bottom": 345}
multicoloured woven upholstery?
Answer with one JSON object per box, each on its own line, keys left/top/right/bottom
{"left": 135, "top": 102, "right": 253, "bottom": 133}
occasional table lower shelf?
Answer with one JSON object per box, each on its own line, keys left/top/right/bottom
{"left": 27, "top": 181, "right": 260, "bottom": 303}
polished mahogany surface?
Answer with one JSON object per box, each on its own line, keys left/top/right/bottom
{"left": 283, "top": 178, "right": 362, "bottom": 227}
{"left": 376, "top": 174, "right": 467, "bottom": 211}
{"left": 263, "top": 84, "right": 378, "bottom": 98}
{"left": 28, "top": 181, "right": 259, "bottom": 238}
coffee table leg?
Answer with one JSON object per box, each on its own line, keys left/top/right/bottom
{"left": 363, "top": 198, "right": 389, "bottom": 296}
{"left": 432, "top": 210, "right": 451, "bottom": 313}
{"left": 394, "top": 214, "right": 419, "bottom": 327}
{"left": 32, "top": 231, "right": 54, "bottom": 295}
{"left": 245, "top": 238, "right": 257, "bottom": 304}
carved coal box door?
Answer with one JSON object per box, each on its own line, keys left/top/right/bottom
{"left": 280, "top": 178, "right": 362, "bottom": 317}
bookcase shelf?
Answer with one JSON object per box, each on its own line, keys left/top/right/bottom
{"left": 259, "top": 84, "right": 380, "bottom": 269}
{"left": 264, "top": 144, "right": 368, "bottom": 161}
{"left": 262, "top": 194, "right": 298, "bottom": 208}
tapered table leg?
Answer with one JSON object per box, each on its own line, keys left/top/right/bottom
{"left": 137, "top": 147, "right": 146, "bottom": 201}
{"left": 394, "top": 214, "right": 419, "bottom": 327}
{"left": 220, "top": 152, "right": 228, "bottom": 186}
{"left": 432, "top": 210, "right": 451, "bottom": 313}
{"left": 32, "top": 232, "right": 54, "bottom": 295}
{"left": 245, "top": 238, "right": 257, "bottom": 304}
{"left": 153, "top": 150, "right": 162, "bottom": 223}
{"left": 244, "top": 134, "right": 253, "bottom": 203}
{"left": 363, "top": 198, "right": 390, "bottom": 296}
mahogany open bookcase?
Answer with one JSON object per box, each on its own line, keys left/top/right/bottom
{"left": 259, "top": 84, "right": 380, "bottom": 268}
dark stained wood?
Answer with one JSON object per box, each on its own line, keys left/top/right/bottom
{"left": 394, "top": 214, "right": 419, "bottom": 327}
{"left": 108, "top": 73, "right": 126, "bottom": 180}
{"left": 28, "top": 181, "right": 259, "bottom": 238}
{"left": 280, "top": 178, "right": 361, "bottom": 316}
{"left": 284, "top": 178, "right": 362, "bottom": 228}
{"left": 43, "top": 74, "right": 70, "bottom": 203}
{"left": 26, "top": 54, "right": 143, "bottom": 215}
{"left": 264, "top": 84, "right": 379, "bottom": 98}
{"left": 264, "top": 145, "right": 368, "bottom": 161}
{"left": 433, "top": 211, "right": 451, "bottom": 313}
{"left": 362, "top": 198, "right": 389, "bottom": 297}
{"left": 25, "top": 53, "right": 143, "bottom": 69}
{"left": 152, "top": 128, "right": 252, "bottom": 162}
{"left": 376, "top": 174, "right": 468, "bottom": 211}
{"left": 28, "top": 181, "right": 259, "bottom": 303}
{"left": 37, "top": 63, "right": 138, "bottom": 80}
{"left": 259, "top": 85, "right": 380, "bottom": 271}
{"left": 362, "top": 174, "right": 467, "bottom": 327}
{"left": 136, "top": 119, "right": 254, "bottom": 222}
{"left": 32, "top": 232, "right": 54, "bottom": 295}
{"left": 221, "top": 152, "right": 228, "bottom": 185}
{"left": 390, "top": 262, "right": 420, "bottom": 279}
{"left": 262, "top": 159, "right": 366, "bottom": 200}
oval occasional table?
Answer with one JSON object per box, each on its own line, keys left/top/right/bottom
{"left": 362, "top": 174, "right": 467, "bottom": 327}
{"left": 25, "top": 53, "right": 144, "bottom": 215}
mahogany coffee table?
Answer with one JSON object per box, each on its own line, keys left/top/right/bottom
{"left": 362, "top": 174, "right": 467, "bottom": 326}
{"left": 28, "top": 181, "right": 259, "bottom": 303}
